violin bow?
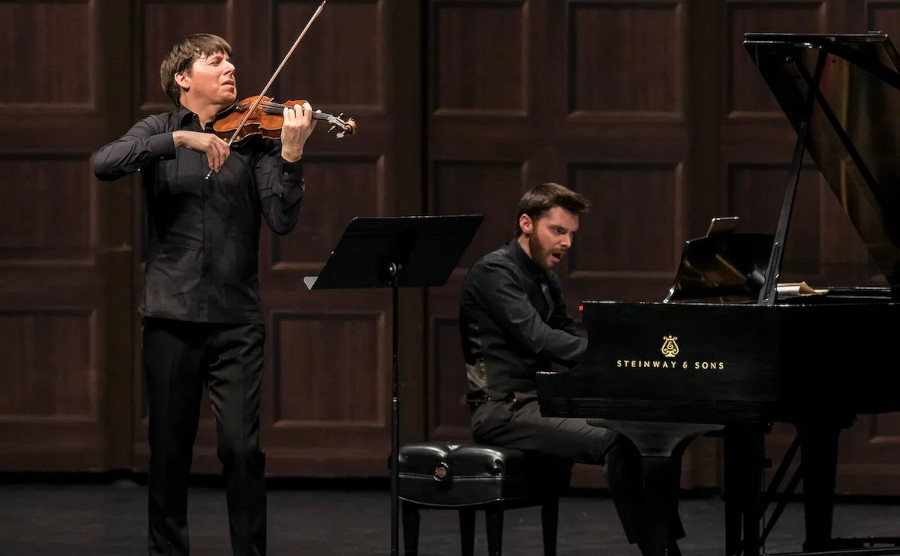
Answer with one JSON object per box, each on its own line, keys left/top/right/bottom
{"left": 206, "top": 0, "right": 327, "bottom": 178}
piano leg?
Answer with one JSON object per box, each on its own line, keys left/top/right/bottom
{"left": 640, "top": 453, "right": 684, "bottom": 556}
{"left": 723, "top": 425, "right": 766, "bottom": 556}
{"left": 797, "top": 420, "right": 843, "bottom": 552}
{"left": 589, "top": 420, "right": 723, "bottom": 556}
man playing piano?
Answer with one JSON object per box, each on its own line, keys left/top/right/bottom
{"left": 458, "top": 182, "right": 683, "bottom": 554}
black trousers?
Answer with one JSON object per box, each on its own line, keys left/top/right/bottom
{"left": 142, "top": 318, "right": 266, "bottom": 556}
{"left": 471, "top": 396, "right": 684, "bottom": 551}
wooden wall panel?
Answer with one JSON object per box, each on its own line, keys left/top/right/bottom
{"left": 276, "top": 1, "right": 383, "bottom": 108}
{"left": 271, "top": 158, "right": 383, "bottom": 267}
{"left": 434, "top": 3, "right": 525, "bottom": 112}
{"left": 0, "top": 0, "right": 131, "bottom": 471}
{"left": 260, "top": 311, "right": 390, "bottom": 475}
{"left": 432, "top": 161, "right": 525, "bottom": 268}
{"left": 0, "top": 3, "right": 93, "bottom": 105}
{"left": 0, "top": 158, "right": 95, "bottom": 258}
{"left": 0, "top": 311, "right": 96, "bottom": 416}
{"left": 1, "top": 0, "right": 899, "bottom": 496}
{"left": 430, "top": 317, "right": 470, "bottom": 439}
{"left": 272, "top": 313, "right": 384, "bottom": 424}
{"left": 568, "top": 164, "right": 682, "bottom": 275}
{"left": 570, "top": 2, "right": 682, "bottom": 115}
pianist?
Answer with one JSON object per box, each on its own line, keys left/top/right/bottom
{"left": 458, "top": 182, "right": 683, "bottom": 554}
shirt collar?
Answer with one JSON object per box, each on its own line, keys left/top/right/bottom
{"left": 175, "top": 106, "right": 198, "bottom": 128}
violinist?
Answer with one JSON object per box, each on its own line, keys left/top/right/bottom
{"left": 92, "top": 33, "right": 315, "bottom": 556}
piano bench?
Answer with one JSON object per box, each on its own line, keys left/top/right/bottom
{"left": 397, "top": 442, "right": 570, "bottom": 556}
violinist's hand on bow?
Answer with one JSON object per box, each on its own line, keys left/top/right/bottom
{"left": 280, "top": 101, "right": 316, "bottom": 162}
{"left": 174, "top": 130, "right": 231, "bottom": 173}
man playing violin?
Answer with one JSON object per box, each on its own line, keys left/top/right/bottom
{"left": 93, "top": 33, "right": 315, "bottom": 556}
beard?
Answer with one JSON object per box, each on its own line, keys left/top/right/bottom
{"left": 528, "top": 233, "right": 552, "bottom": 269}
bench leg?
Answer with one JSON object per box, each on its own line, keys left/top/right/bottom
{"left": 542, "top": 497, "right": 559, "bottom": 556}
{"left": 459, "top": 508, "right": 475, "bottom": 556}
{"left": 401, "top": 501, "right": 420, "bottom": 555}
{"left": 485, "top": 507, "right": 504, "bottom": 556}
{"left": 459, "top": 508, "right": 476, "bottom": 556}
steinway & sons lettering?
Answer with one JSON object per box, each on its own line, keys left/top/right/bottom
{"left": 610, "top": 335, "right": 727, "bottom": 370}
{"left": 616, "top": 359, "right": 725, "bottom": 370}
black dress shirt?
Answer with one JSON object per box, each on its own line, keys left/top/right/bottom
{"left": 459, "top": 239, "right": 587, "bottom": 403}
{"left": 93, "top": 106, "right": 305, "bottom": 324}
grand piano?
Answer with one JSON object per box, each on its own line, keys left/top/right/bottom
{"left": 537, "top": 33, "right": 900, "bottom": 556}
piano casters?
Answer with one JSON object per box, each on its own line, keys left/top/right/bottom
{"left": 588, "top": 419, "right": 723, "bottom": 556}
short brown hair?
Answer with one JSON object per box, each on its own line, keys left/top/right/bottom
{"left": 159, "top": 33, "right": 232, "bottom": 107}
{"left": 515, "top": 182, "right": 590, "bottom": 236}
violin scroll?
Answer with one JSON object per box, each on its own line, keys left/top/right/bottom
{"left": 315, "top": 110, "right": 356, "bottom": 138}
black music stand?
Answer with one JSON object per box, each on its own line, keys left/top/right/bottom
{"left": 304, "top": 214, "right": 483, "bottom": 555}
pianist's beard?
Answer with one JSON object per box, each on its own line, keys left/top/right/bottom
{"left": 528, "top": 232, "right": 556, "bottom": 269}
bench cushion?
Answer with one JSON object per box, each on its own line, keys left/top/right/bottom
{"left": 397, "top": 442, "right": 570, "bottom": 507}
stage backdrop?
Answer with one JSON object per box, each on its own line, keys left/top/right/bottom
{"left": 2, "top": 0, "right": 899, "bottom": 496}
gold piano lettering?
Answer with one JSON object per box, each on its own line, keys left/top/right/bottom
{"left": 618, "top": 359, "right": 725, "bottom": 370}
{"left": 694, "top": 361, "right": 724, "bottom": 370}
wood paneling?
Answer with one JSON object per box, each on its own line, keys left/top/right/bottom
{"left": 432, "top": 161, "right": 525, "bottom": 268}
{"left": 0, "top": 311, "right": 96, "bottom": 417}
{"left": 272, "top": 312, "right": 385, "bottom": 425}
{"left": 569, "top": 164, "right": 682, "bottom": 274}
{"left": 271, "top": 157, "right": 383, "bottom": 266}
{"left": 569, "top": 1, "right": 683, "bottom": 115}
{"left": 1, "top": 0, "right": 899, "bottom": 497}
{"left": 433, "top": 2, "right": 526, "bottom": 112}
{"left": 430, "top": 317, "right": 470, "bottom": 439}
{"left": 0, "top": 2, "right": 93, "bottom": 105}
{"left": 0, "top": 0, "right": 127, "bottom": 471}
{"left": 0, "top": 158, "right": 95, "bottom": 257}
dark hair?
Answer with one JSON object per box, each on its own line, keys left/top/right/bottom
{"left": 159, "top": 33, "right": 232, "bottom": 107}
{"left": 515, "top": 182, "right": 590, "bottom": 236}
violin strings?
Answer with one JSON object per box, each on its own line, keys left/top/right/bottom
{"left": 235, "top": 99, "right": 353, "bottom": 134}
{"left": 257, "top": 101, "right": 336, "bottom": 123}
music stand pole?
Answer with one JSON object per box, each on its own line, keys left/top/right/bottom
{"left": 389, "top": 263, "right": 400, "bottom": 554}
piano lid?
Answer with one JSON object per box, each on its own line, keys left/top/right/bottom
{"left": 744, "top": 32, "right": 900, "bottom": 288}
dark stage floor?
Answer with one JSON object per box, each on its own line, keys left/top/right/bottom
{"left": 2, "top": 476, "right": 900, "bottom": 555}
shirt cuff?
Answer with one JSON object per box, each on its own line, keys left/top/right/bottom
{"left": 280, "top": 158, "right": 303, "bottom": 173}
{"left": 276, "top": 159, "right": 304, "bottom": 198}
{"left": 280, "top": 159, "right": 304, "bottom": 185}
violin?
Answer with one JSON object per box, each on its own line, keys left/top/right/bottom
{"left": 203, "top": 1, "right": 333, "bottom": 179}
{"left": 213, "top": 95, "right": 357, "bottom": 142}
